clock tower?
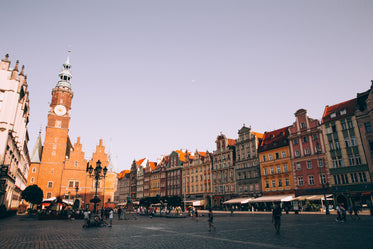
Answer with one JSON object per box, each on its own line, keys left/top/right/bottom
{"left": 38, "top": 52, "right": 74, "bottom": 198}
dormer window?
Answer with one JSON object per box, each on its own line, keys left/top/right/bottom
{"left": 340, "top": 108, "right": 347, "bottom": 115}
{"left": 330, "top": 112, "right": 337, "bottom": 118}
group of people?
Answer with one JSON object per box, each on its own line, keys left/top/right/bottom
{"left": 83, "top": 208, "right": 114, "bottom": 228}
{"left": 336, "top": 203, "right": 361, "bottom": 222}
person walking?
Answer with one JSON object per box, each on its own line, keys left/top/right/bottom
{"left": 272, "top": 204, "right": 282, "bottom": 234}
{"left": 118, "top": 207, "right": 122, "bottom": 220}
{"left": 353, "top": 205, "right": 360, "bottom": 220}
{"left": 208, "top": 208, "right": 216, "bottom": 232}
{"left": 83, "top": 209, "right": 89, "bottom": 228}
{"left": 109, "top": 209, "right": 114, "bottom": 227}
{"left": 195, "top": 208, "right": 199, "bottom": 222}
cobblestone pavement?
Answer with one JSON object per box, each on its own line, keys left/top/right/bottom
{"left": 0, "top": 213, "right": 372, "bottom": 249}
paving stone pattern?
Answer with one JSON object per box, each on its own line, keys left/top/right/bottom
{"left": 0, "top": 213, "right": 372, "bottom": 249}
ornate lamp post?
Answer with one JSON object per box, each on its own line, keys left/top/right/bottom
{"left": 87, "top": 160, "right": 108, "bottom": 214}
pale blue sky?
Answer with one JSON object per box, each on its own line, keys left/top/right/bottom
{"left": 1, "top": 0, "right": 372, "bottom": 171}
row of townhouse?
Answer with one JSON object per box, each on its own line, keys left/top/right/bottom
{"left": 115, "top": 82, "right": 373, "bottom": 210}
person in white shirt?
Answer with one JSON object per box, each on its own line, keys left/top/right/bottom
{"left": 109, "top": 209, "right": 114, "bottom": 227}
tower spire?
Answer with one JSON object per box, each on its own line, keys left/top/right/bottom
{"left": 56, "top": 50, "right": 72, "bottom": 89}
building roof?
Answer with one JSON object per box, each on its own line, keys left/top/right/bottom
{"left": 227, "top": 139, "right": 236, "bottom": 146}
{"left": 321, "top": 98, "right": 357, "bottom": 123}
{"left": 118, "top": 170, "right": 130, "bottom": 180}
{"left": 259, "top": 126, "right": 289, "bottom": 152}
{"left": 30, "top": 130, "right": 43, "bottom": 163}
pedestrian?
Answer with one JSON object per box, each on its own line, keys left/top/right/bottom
{"left": 231, "top": 205, "right": 234, "bottom": 216}
{"left": 83, "top": 209, "right": 89, "bottom": 228}
{"left": 340, "top": 203, "right": 347, "bottom": 222}
{"left": 109, "top": 209, "right": 114, "bottom": 227}
{"left": 336, "top": 204, "right": 342, "bottom": 222}
{"left": 353, "top": 205, "right": 360, "bottom": 220}
{"left": 208, "top": 208, "right": 216, "bottom": 232}
{"left": 272, "top": 204, "right": 282, "bottom": 234}
{"left": 195, "top": 208, "right": 199, "bottom": 222}
{"left": 118, "top": 207, "right": 122, "bottom": 220}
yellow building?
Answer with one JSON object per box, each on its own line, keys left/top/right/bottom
{"left": 258, "top": 127, "right": 295, "bottom": 197}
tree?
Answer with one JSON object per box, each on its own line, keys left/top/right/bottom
{"left": 21, "top": 185, "right": 43, "bottom": 209}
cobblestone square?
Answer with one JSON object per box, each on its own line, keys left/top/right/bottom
{"left": 1, "top": 213, "right": 372, "bottom": 249}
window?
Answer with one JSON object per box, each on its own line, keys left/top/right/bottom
{"left": 296, "top": 162, "right": 301, "bottom": 170}
{"left": 355, "top": 154, "right": 361, "bottom": 165}
{"left": 351, "top": 173, "right": 358, "bottom": 183}
{"left": 69, "top": 181, "right": 74, "bottom": 188}
{"left": 332, "top": 125, "right": 337, "bottom": 133}
{"left": 329, "top": 141, "right": 335, "bottom": 150}
{"left": 341, "top": 174, "right": 349, "bottom": 184}
{"left": 272, "top": 180, "right": 276, "bottom": 188}
{"left": 308, "top": 175, "right": 315, "bottom": 185}
{"left": 359, "top": 172, "right": 367, "bottom": 182}
{"left": 326, "top": 127, "right": 332, "bottom": 134}
{"left": 265, "top": 181, "right": 269, "bottom": 188}
{"left": 285, "top": 178, "right": 290, "bottom": 186}
{"left": 332, "top": 157, "right": 338, "bottom": 168}
{"left": 295, "top": 151, "right": 300, "bottom": 157}
{"left": 345, "top": 137, "right": 351, "bottom": 147}
{"left": 298, "top": 177, "right": 304, "bottom": 186}
{"left": 338, "top": 156, "right": 344, "bottom": 167}
{"left": 275, "top": 153, "right": 279, "bottom": 159}
{"left": 351, "top": 136, "right": 357, "bottom": 146}
{"left": 283, "top": 164, "right": 288, "bottom": 172}
{"left": 294, "top": 139, "right": 298, "bottom": 145}
{"left": 303, "top": 136, "right": 308, "bottom": 143}
{"left": 30, "top": 177, "right": 35, "bottom": 183}
{"left": 335, "top": 139, "right": 340, "bottom": 149}
{"left": 55, "top": 120, "right": 62, "bottom": 128}
{"left": 269, "top": 154, "right": 273, "bottom": 160}
{"left": 340, "top": 108, "right": 347, "bottom": 115}
{"left": 264, "top": 168, "right": 268, "bottom": 175}
{"left": 365, "top": 122, "right": 372, "bottom": 133}
{"left": 270, "top": 167, "right": 274, "bottom": 174}
{"left": 74, "top": 161, "right": 78, "bottom": 167}
{"left": 318, "top": 159, "right": 324, "bottom": 167}
{"left": 347, "top": 120, "right": 353, "bottom": 129}
{"left": 301, "top": 122, "right": 306, "bottom": 129}
{"left": 348, "top": 154, "right": 354, "bottom": 166}
{"left": 305, "top": 148, "right": 310, "bottom": 155}
{"left": 46, "top": 192, "right": 52, "bottom": 199}
{"left": 278, "top": 179, "right": 283, "bottom": 187}
{"left": 334, "top": 175, "right": 341, "bottom": 185}
{"left": 330, "top": 112, "right": 336, "bottom": 118}
{"left": 277, "top": 166, "right": 281, "bottom": 174}
{"left": 320, "top": 174, "right": 326, "bottom": 184}
{"left": 282, "top": 151, "right": 286, "bottom": 158}
{"left": 263, "top": 155, "right": 267, "bottom": 162}
{"left": 307, "top": 161, "right": 312, "bottom": 169}
{"left": 48, "top": 181, "right": 53, "bottom": 188}
{"left": 341, "top": 121, "right": 347, "bottom": 130}
{"left": 32, "top": 167, "right": 36, "bottom": 173}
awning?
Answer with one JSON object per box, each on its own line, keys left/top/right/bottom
{"left": 42, "top": 197, "right": 57, "bottom": 202}
{"left": 295, "top": 195, "right": 333, "bottom": 201}
{"left": 223, "top": 198, "right": 252, "bottom": 204}
{"left": 62, "top": 199, "right": 74, "bottom": 205}
{"left": 184, "top": 200, "right": 205, "bottom": 206}
{"left": 250, "top": 195, "right": 294, "bottom": 203}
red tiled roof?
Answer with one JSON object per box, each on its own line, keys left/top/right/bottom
{"left": 136, "top": 158, "right": 146, "bottom": 166}
{"left": 322, "top": 98, "right": 357, "bottom": 123}
{"left": 227, "top": 139, "right": 236, "bottom": 146}
{"left": 149, "top": 162, "right": 156, "bottom": 171}
{"left": 199, "top": 152, "right": 206, "bottom": 157}
{"left": 259, "top": 126, "right": 290, "bottom": 152}
{"left": 252, "top": 132, "right": 264, "bottom": 139}
{"left": 118, "top": 170, "right": 130, "bottom": 180}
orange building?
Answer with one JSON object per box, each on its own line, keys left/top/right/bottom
{"left": 258, "top": 127, "right": 295, "bottom": 198}
{"left": 27, "top": 53, "right": 117, "bottom": 210}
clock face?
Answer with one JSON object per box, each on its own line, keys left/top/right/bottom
{"left": 54, "top": 105, "right": 67, "bottom": 116}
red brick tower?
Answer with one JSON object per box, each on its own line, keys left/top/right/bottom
{"left": 38, "top": 52, "right": 74, "bottom": 199}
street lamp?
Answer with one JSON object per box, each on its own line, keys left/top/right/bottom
{"left": 316, "top": 141, "right": 330, "bottom": 215}
{"left": 75, "top": 185, "right": 79, "bottom": 199}
{"left": 87, "top": 160, "right": 108, "bottom": 214}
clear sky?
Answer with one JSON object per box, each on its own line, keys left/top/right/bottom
{"left": 1, "top": 0, "right": 372, "bottom": 172}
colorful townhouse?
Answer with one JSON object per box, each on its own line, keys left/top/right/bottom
{"left": 321, "top": 98, "right": 372, "bottom": 207}
{"left": 288, "top": 109, "right": 331, "bottom": 198}
{"left": 235, "top": 125, "right": 263, "bottom": 198}
{"left": 258, "top": 127, "right": 295, "bottom": 199}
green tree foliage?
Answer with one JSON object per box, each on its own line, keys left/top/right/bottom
{"left": 21, "top": 185, "right": 43, "bottom": 208}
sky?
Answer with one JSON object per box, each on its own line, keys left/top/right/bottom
{"left": 1, "top": 0, "right": 372, "bottom": 172}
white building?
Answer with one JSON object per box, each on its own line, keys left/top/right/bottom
{"left": 0, "top": 54, "right": 31, "bottom": 211}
